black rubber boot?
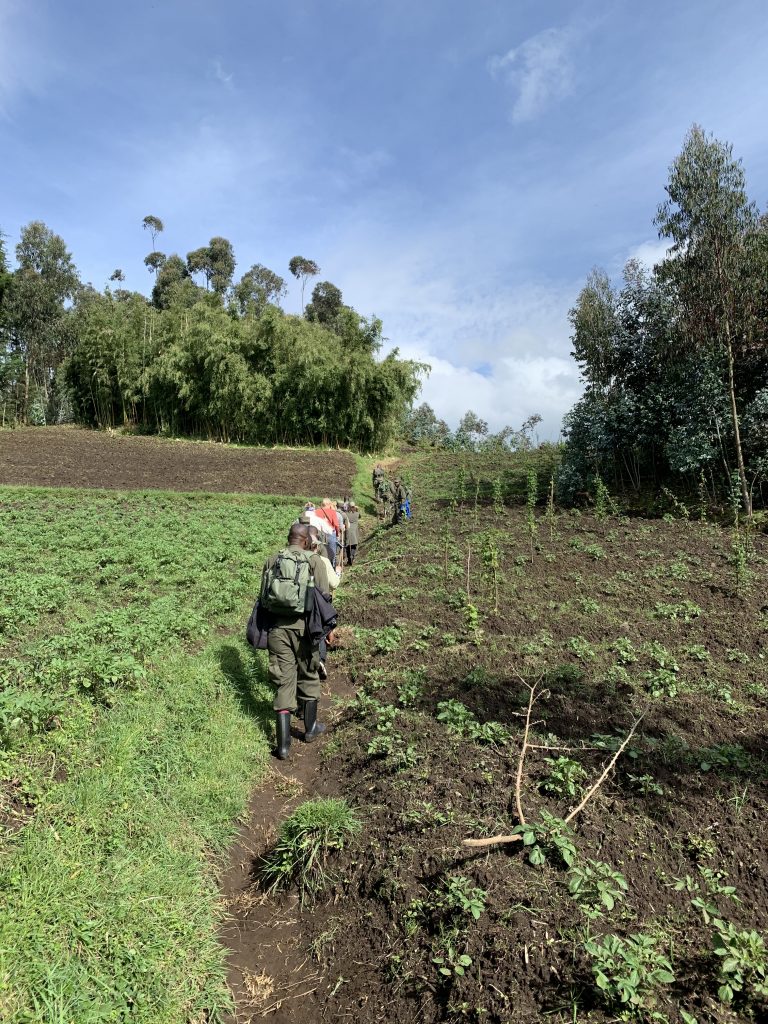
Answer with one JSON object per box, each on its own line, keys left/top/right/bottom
{"left": 303, "top": 699, "right": 326, "bottom": 743}
{"left": 275, "top": 710, "right": 292, "bottom": 760}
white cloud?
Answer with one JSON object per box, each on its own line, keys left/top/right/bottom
{"left": 626, "top": 237, "right": 671, "bottom": 269}
{"left": 488, "top": 27, "right": 576, "bottom": 123}
{"left": 211, "top": 59, "right": 234, "bottom": 87}
{"left": 396, "top": 345, "right": 581, "bottom": 441}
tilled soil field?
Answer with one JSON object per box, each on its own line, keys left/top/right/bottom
{"left": 0, "top": 427, "right": 355, "bottom": 496}
{"left": 238, "top": 450, "right": 768, "bottom": 1024}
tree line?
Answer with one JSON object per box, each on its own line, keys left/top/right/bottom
{"left": 561, "top": 125, "right": 768, "bottom": 514}
{"left": 0, "top": 219, "right": 425, "bottom": 451}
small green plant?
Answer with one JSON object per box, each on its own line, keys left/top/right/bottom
{"left": 653, "top": 601, "right": 702, "bottom": 621}
{"left": 660, "top": 486, "right": 690, "bottom": 520}
{"left": 480, "top": 531, "right": 501, "bottom": 613}
{"left": 699, "top": 743, "right": 753, "bottom": 775}
{"left": 403, "top": 802, "right": 455, "bottom": 831}
{"left": 433, "top": 944, "right": 473, "bottom": 978}
{"left": 612, "top": 637, "right": 639, "bottom": 664}
{"left": 540, "top": 756, "right": 588, "bottom": 798}
{"left": 513, "top": 811, "right": 577, "bottom": 867}
{"left": 726, "top": 648, "right": 749, "bottom": 663}
{"left": 463, "top": 600, "right": 483, "bottom": 643}
{"left": 436, "top": 699, "right": 509, "bottom": 746}
{"left": 684, "top": 644, "right": 710, "bottom": 662}
{"left": 578, "top": 597, "right": 600, "bottom": 614}
{"left": 712, "top": 918, "right": 768, "bottom": 1006}
{"left": 442, "top": 875, "right": 488, "bottom": 921}
{"left": 372, "top": 626, "right": 403, "bottom": 654}
{"left": 584, "top": 932, "right": 675, "bottom": 1015}
{"left": 584, "top": 542, "right": 606, "bottom": 560}
{"left": 260, "top": 798, "right": 361, "bottom": 897}
{"left": 685, "top": 832, "right": 716, "bottom": 861}
{"left": 568, "top": 859, "right": 629, "bottom": 919}
{"left": 569, "top": 635, "right": 596, "bottom": 661}
{"left": 594, "top": 473, "right": 618, "bottom": 520}
{"left": 627, "top": 773, "right": 664, "bottom": 797}
{"left": 644, "top": 667, "right": 679, "bottom": 698}
{"left": 397, "top": 668, "right": 426, "bottom": 707}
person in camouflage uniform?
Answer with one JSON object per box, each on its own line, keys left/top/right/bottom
{"left": 262, "top": 523, "right": 332, "bottom": 759}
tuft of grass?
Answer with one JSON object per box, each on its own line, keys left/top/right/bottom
{"left": 260, "top": 798, "right": 361, "bottom": 897}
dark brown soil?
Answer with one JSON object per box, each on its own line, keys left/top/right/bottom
{"left": 0, "top": 427, "right": 355, "bottom": 496}
{"left": 218, "top": 675, "right": 354, "bottom": 1024}
{"left": 221, "top": 451, "right": 768, "bottom": 1024}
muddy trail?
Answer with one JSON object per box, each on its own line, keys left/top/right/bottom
{"left": 219, "top": 670, "right": 356, "bottom": 1024}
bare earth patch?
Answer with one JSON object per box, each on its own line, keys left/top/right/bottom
{"left": 0, "top": 427, "right": 356, "bottom": 497}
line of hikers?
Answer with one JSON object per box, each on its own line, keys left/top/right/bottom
{"left": 372, "top": 464, "right": 411, "bottom": 524}
{"left": 247, "top": 479, "right": 413, "bottom": 760}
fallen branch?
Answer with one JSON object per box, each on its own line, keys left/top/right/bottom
{"left": 564, "top": 714, "right": 644, "bottom": 825}
{"left": 462, "top": 692, "right": 644, "bottom": 849}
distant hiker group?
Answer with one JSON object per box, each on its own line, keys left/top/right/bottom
{"left": 372, "top": 463, "right": 411, "bottom": 524}
{"left": 248, "top": 479, "right": 412, "bottom": 760}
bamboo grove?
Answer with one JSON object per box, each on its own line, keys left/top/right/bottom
{"left": 0, "top": 227, "right": 426, "bottom": 451}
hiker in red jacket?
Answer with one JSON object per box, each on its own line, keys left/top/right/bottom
{"left": 314, "top": 498, "right": 340, "bottom": 566}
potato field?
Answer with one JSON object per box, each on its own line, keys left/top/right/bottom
{"left": 246, "top": 449, "right": 768, "bottom": 1024}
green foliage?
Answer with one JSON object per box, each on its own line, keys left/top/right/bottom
{"left": 441, "top": 875, "right": 488, "bottom": 922}
{"left": 432, "top": 945, "right": 473, "bottom": 978}
{"left": 698, "top": 743, "right": 753, "bottom": 774}
{"left": 712, "top": 918, "right": 768, "bottom": 1006}
{"left": 568, "top": 859, "right": 629, "bottom": 919}
{"left": 435, "top": 700, "right": 509, "bottom": 746}
{"left": 652, "top": 600, "right": 702, "bottom": 621}
{"left": 260, "top": 798, "right": 361, "bottom": 896}
{"left": 584, "top": 932, "right": 675, "bottom": 1014}
{"left": 513, "top": 812, "right": 577, "bottom": 868}
{"left": 0, "top": 486, "right": 296, "bottom": 1021}
{"left": 539, "top": 756, "right": 588, "bottom": 798}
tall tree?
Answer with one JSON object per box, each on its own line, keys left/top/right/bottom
{"left": 304, "top": 280, "right": 343, "bottom": 326}
{"left": 233, "top": 263, "right": 286, "bottom": 316}
{"left": 143, "top": 252, "right": 166, "bottom": 276}
{"left": 186, "top": 237, "right": 236, "bottom": 295}
{"left": 655, "top": 124, "right": 760, "bottom": 514}
{"left": 142, "top": 215, "right": 164, "bottom": 250}
{"left": 288, "top": 255, "right": 319, "bottom": 312}
{"left": 7, "top": 221, "right": 79, "bottom": 421}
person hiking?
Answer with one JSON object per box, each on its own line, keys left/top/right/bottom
{"left": 345, "top": 501, "right": 360, "bottom": 564}
{"left": 314, "top": 498, "right": 340, "bottom": 567}
{"left": 390, "top": 477, "right": 408, "bottom": 524}
{"left": 372, "top": 463, "right": 385, "bottom": 492}
{"left": 260, "top": 523, "right": 333, "bottom": 759}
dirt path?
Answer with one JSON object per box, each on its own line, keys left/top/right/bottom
{"left": 219, "top": 668, "right": 356, "bottom": 1024}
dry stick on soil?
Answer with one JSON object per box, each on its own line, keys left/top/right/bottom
{"left": 462, "top": 685, "right": 644, "bottom": 849}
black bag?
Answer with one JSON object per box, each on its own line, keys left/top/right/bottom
{"left": 246, "top": 600, "right": 270, "bottom": 649}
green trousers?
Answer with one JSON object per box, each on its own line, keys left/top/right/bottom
{"left": 267, "top": 626, "right": 321, "bottom": 711}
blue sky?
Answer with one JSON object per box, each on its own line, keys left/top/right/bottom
{"left": 3, "top": 0, "right": 768, "bottom": 437}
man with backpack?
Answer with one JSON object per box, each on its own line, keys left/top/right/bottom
{"left": 260, "top": 523, "right": 333, "bottom": 759}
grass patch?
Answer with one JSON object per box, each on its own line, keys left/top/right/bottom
{"left": 0, "top": 486, "right": 296, "bottom": 1022}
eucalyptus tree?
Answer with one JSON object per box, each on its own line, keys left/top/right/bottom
{"left": 142, "top": 215, "right": 164, "bottom": 250}
{"left": 7, "top": 221, "right": 79, "bottom": 421}
{"left": 187, "top": 237, "right": 236, "bottom": 295}
{"left": 288, "top": 255, "right": 319, "bottom": 312}
{"left": 655, "top": 124, "right": 761, "bottom": 514}
{"left": 304, "top": 280, "right": 343, "bottom": 327}
{"left": 233, "top": 263, "right": 286, "bottom": 315}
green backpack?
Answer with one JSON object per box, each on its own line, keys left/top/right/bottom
{"left": 261, "top": 549, "right": 314, "bottom": 615}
